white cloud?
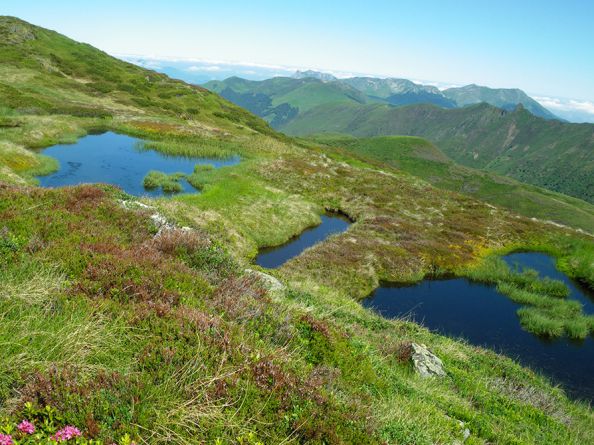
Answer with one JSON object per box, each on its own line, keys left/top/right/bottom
{"left": 187, "top": 65, "right": 221, "bottom": 72}
{"left": 534, "top": 96, "right": 594, "bottom": 115}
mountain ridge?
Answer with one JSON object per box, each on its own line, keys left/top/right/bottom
{"left": 282, "top": 101, "right": 594, "bottom": 203}
{"left": 443, "top": 83, "right": 559, "bottom": 120}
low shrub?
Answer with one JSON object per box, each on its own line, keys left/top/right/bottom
{"left": 0, "top": 403, "right": 137, "bottom": 444}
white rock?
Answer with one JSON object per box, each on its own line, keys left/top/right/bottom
{"left": 245, "top": 269, "right": 285, "bottom": 294}
{"left": 411, "top": 343, "right": 446, "bottom": 378}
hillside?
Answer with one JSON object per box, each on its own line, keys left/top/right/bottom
{"left": 204, "top": 76, "right": 376, "bottom": 127}
{"left": 203, "top": 73, "right": 558, "bottom": 128}
{"left": 1, "top": 16, "right": 594, "bottom": 445}
{"left": 283, "top": 102, "right": 594, "bottom": 203}
{"left": 342, "top": 77, "right": 457, "bottom": 108}
{"left": 443, "top": 84, "right": 559, "bottom": 120}
{"left": 0, "top": 17, "right": 272, "bottom": 137}
{"left": 310, "top": 134, "right": 594, "bottom": 234}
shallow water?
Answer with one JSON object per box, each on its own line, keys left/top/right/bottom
{"left": 362, "top": 253, "right": 594, "bottom": 401}
{"left": 255, "top": 214, "right": 351, "bottom": 269}
{"left": 37, "top": 131, "right": 239, "bottom": 196}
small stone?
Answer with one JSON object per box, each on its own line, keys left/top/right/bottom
{"left": 245, "top": 269, "right": 285, "bottom": 294}
{"left": 463, "top": 429, "right": 470, "bottom": 440}
{"left": 411, "top": 343, "right": 446, "bottom": 378}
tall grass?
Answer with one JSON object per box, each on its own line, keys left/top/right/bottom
{"left": 0, "top": 261, "right": 133, "bottom": 396}
{"left": 137, "top": 140, "right": 237, "bottom": 159}
{"left": 466, "top": 256, "right": 591, "bottom": 338}
{"left": 143, "top": 170, "right": 186, "bottom": 193}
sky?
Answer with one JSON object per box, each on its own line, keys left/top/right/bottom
{"left": 3, "top": 0, "right": 594, "bottom": 120}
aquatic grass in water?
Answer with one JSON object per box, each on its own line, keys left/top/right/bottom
{"left": 37, "top": 132, "right": 240, "bottom": 196}
{"left": 517, "top": 307, "right": 565, "bottom": 337}
{"left": 137, "top": 139, "right": 237, "bottom": 159}
{"left": 143, "top": 170, "right": 185, "bottom": 193}
{"left": 463, "top": 256, "right": 591, "bottom": 338}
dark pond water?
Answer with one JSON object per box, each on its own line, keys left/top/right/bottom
{"left": 37, "top": 132, "right": 240, "bottom": 197}
{"left": 362, "top": 253, "right": 594, "bottom": 401}
{"left": 255, "top": 214, "right": 351, "bottom": 269}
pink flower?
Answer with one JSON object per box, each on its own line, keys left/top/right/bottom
{"left": 0, "top": 434, "right": 13, "bottom": 445}
{"left": 52, "top": 426, "right": 82, "bottom": 442}
{"left": 17, "top": 419, "right": 35, "bottom": 434}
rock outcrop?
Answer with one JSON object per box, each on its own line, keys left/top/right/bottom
{"left": 411, "top": 343, "right": 446, "bottom": 377}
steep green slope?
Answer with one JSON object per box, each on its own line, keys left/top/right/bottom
{"left": 311, "top": 134, "right": 594, "bottom": 234}
{"left": 204, "top": 76, "right": 374, "bottom": 127}
{"left": 283, "top": 102, "right": 594, "bottom": 203}
{"left": 443, "top": 84, "right": 559, "bottom": 120}
{"left": 0, "top": 17, "right": 272, "bottom": 136}
{"left": 1, "top": 16, "right": 594, "bottom": 445}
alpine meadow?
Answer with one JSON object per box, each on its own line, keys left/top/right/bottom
{"left": 1, "top": 5, "right": 594, "bottom": 445}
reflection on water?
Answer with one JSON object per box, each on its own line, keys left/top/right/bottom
{"left": 255, "top": 214, "right": 351, "bottom": 269}
{"left": 38, "top": 131, "right": 239, "bottom": 196}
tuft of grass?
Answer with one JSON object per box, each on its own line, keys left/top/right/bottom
{"left": 517, "top": 308, "right": 565, "bottom": 338}
{"left": 138, "top": 140, "right": 237, "bottom": 159}
{"left": 143, "top": 170, "right": 186, "bottom": 193}
{"left": 464, "top": 256, "right": 592, "bottom": 338}
{"left": 194, "top": 163, "right": 215, "bottom": 173}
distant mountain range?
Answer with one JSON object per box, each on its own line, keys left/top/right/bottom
{"left": 205, "top": 70, "right": 560, "bottom": 122}
{"left": 204, "top": 72, "right": 593, "bottom": 203}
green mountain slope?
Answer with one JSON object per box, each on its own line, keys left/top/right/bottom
{"left": 204, "top": 76, "right": 375, "bottom": 127}
{"left": 443, "top": 84, "right": 559, "bottom": 120}
{"left": 2, "top": 16, "right": 594, "bottom": 445}
{"left": 342, "top": 77, "right": 457, "bottom": 108}
{"left": 311, "top": 134, "right": 594, "bottom": 234}
{"left": 204, "top": 73, "right": 558, "bottom": 128}
{"left": 283, "top": 102, "right": 594, "bottom": 203}
{"left": 0, "top": 17, "right": 272, "bottom": 136}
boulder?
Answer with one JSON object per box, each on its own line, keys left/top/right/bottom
{"left": 411, "top": 343, "right": 446, "bottom": 378}
{"left": 245, "top": 269, "right": 285, "bottom": 294}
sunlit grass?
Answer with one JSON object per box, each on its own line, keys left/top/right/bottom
{"left": 465, "top": 256, "right": 592, "bottom": 338}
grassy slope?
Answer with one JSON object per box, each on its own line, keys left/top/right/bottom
{"left": 309, "top": 134, "right": 594, "bottom": 234}
{"left": 442, "top": 84, "right": 558, "bottom": 120}
{"left": 205, "top": 77, "right": 372, "bottom": 110}
{"left": 280, "top": 102, "right": 594, "bottom": 204}
{"left": 204, "top": 76, "right": 376, "bottom": 125}
{"left": 1, "top": 16, "right": 594, "bottom": 444}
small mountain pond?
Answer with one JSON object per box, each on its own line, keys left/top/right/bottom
{"left": 363, "top": 252, "right": 594, "bottom": 401}
{"left": 255, "top": 214, "right": 351, "bottom": 269}
{"left": 37, "top": 131, "right": 239, "bottom": 196}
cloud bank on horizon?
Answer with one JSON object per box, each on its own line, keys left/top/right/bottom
{"left": 121, "top": 54, "right": 594, "bottom": 124}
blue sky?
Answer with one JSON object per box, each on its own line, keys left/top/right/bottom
{"left": 3, "top": 1, "right": 594, "bottom": 110}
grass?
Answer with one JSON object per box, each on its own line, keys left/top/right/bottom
{"left": 463, "top": 255, "right": 593, "bottom": 339}
{"left": 0, "top": 140, "right": 59, "bottom": 184}
{"left": 1, "top": 16, "right": 594, "bottom": 444}
{"left": 1, "top": 187, "right": 592, "bottom": 443}
{"left": 143, "top": 170, "right": 185, "bottom": 193}
{"left": 280, "top": 102, "right": 594, "bottom": 204}
{"left": 309, "top": 135, "right": 594, "bottom": 234}
{"left": 137, "top": 139, "right": 238, "bottom": 159}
